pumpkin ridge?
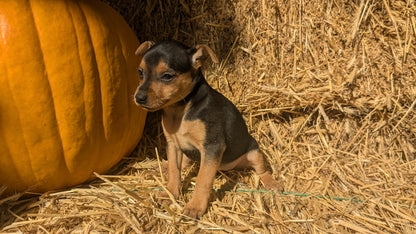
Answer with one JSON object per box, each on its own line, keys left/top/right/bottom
{"left": 28, "top": 0, "right": 70, "bottom": 179}
{"left": 106, "top": 4, "right": 146, "bottom": 159}
{"left": 108, "top": 11, "right": 132, "bottom": 156}
{"left": 79, "top": 1, "right": 128, "bottom": 173}
{"left": 77, "top": 2, "right": 109, "bottom": 143}
{"left": 0, "top": 24, "right": 35, "bottom": 190}
{"left": 66, "top": 1, "right": 88, "bottom": 138}
{"left": 77, "top": 1, "right": 107, "bottom": 154}
{"left": 103, "top": 1, "right": 145, "bottom": 155}
{"left": 92, "top": 1, "right": 145, "bottom": 167}
{"left": 68, "top": 0, "right": 106, "bottom": 178}
{"left": 0, "top": 66, "right": 27, "bottom": 190}
{"left": 65, "top": 1, "right": 96, "bottom": 179}
{"left": 98, "top": 1, "right": 128, "bottom": 161}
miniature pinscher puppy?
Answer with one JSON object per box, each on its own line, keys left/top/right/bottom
{"left": 134, "top": 40, "right": 282, "bottom": 219}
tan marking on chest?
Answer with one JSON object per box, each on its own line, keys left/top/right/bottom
{"left": 163, "top": 110, "right": 206, "bottom": 152}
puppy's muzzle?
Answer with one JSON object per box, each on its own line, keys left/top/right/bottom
{"left": 135, "top": 91, "right": 148, "bottom": 105}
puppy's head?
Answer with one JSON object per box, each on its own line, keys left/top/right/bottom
{"left": 133, "top": 40, "right": 218, "bottom": 111}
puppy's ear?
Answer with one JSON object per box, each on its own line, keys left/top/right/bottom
{"left": 135, "top": 41, "right": 154, "bottom": 56}
{"left": 191, "top": 45, "right": 219, "bottom": 69}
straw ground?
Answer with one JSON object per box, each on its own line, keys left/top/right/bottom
{"left": 1, "top": 0, "right": 415, "bottom": 232}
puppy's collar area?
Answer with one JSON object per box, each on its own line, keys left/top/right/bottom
{"left": 181, "top": 72, "right": 205, "bottom": 105}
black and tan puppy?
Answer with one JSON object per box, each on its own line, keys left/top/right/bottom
{"left": 134, "top": 40, "right": 282, "bottom": 218}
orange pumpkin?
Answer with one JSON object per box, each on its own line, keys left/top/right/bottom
{"left": 0, "top": 0, "right": 146, "bottom": 194}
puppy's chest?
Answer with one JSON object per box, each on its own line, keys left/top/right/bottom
{"left": 162, "top": 114, "right": 207, "bottom": 152}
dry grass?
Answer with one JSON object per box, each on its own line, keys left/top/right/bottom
{"left": 1, "top": 0, "right": 416, "bottom": 232}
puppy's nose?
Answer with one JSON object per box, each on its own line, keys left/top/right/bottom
{"left": 135, "top": 92, "right": 148, "bottom": 105}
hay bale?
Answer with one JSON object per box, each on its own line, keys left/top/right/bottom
{"left": 1, "top": 0, "right": 415, "bottom": 232}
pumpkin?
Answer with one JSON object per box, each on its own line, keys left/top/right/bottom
{"left": 0, "top": 0, "right": 146, "bottom": 195}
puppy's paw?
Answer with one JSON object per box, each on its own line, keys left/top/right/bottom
{"left": 260, "top": 173, "right": 284, "bottom": 192}
{"left": 158, "top": 190, "right": 172, "bottom": 206}
{"left": 183, "top": 198, "right": 208, "bottom": 219}
{"left": 158, "top": 189, "right": 180, "bottom": 207}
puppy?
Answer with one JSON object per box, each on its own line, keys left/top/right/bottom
{"left": 134, "top": 40, "right": 282, "bottom": 218}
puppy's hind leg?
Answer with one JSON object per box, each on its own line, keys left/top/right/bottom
{"left": 246, "top": 149, "right": 283, "bottom": 191}
{"left": 221, "top": 149, "right": 283, "bottom": 191}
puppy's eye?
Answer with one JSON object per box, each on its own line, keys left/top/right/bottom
{"left": 137, "top": 68, "right": 144, "bottom": 78}
{"left": 161, "top": 73, "right": 175, "bottom": 82}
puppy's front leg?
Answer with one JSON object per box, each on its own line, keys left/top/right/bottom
{"left": 183, "top": 150, "right": 223, "bottom": 218}
{"left": 159, "top": 141, "right": 183, "bottom": 202}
